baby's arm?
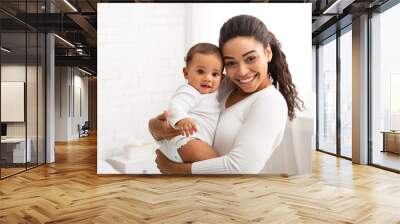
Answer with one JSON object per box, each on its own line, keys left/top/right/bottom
{"left": 178, "top": 139, "right": 218, "bottom": 163}
{"left": 168, "top": 85, "right": 200, "bottom": 134}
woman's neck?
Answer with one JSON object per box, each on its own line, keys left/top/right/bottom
{"left": 226, "top": 80, "right": 273, "bottom": 109}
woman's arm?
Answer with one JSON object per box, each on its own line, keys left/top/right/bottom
{"left": 155, "top": 150, "right": 192, "bottom": 174}
{"left": 148, "top": 111, "right": 181, "bottom": 141}
{"left": 191, "top": 91, "right": 288, "bottom": 174}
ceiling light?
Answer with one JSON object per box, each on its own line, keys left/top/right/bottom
{"left": 323, "top": 0, "right": 355, "bottom": 15}
{"left": 1, "top": 47, "right": 11, "bottom": 53}
{"left": 78, "top": 67, "right": 93, "bottom": 76}
{"left": 63, "top": 0, "right": 78, "bottom": 12}
{"left": 54, "top": 34, "right": 75, "bottom": 48}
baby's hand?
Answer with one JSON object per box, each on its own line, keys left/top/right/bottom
{"left": 176, "top": 118, "right": 198, "bottom": 137}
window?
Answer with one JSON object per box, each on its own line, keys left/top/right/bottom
{"left": 370, "top": 2, "right": 400, "bottom": 171}
{"left": 317, "top": 36, "right": 337, "bottom": 154}
{"left": 0, "top": 1, "right": 47, "bottom": 179}
{"left": 340, "top": 28, "right": 352, "bottom": 158}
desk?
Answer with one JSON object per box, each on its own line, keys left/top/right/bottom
{"left": 381, "top": 131, "right": 400, "bottom": 154}
{"left": 1, "top": 138, "right": 31, "bottom": 163}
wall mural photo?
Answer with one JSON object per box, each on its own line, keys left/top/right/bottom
{"left": 97, "top": 3, "right": 313, "bottom": 175}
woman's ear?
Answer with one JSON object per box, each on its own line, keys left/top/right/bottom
{"left": 264, "top": 44, "right": 273, "bottom": 62}
{"left": 182, "top": 67, "right": 189, "bottom": 79}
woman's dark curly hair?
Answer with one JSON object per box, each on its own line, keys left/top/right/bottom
{"left": 219, "top": 15, "right": 304, "bottom": 120}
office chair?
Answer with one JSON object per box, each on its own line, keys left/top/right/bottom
{"left": 79, "top": 121, "right": 90, "bottom": 138}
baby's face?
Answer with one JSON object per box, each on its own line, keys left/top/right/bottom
{"left": 184, "top": 53, "right": 223, "bottom": 94}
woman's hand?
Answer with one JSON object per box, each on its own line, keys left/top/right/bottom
{"left": 155, "top": 150, "right": 192, "bottom": 174}
{"left": 148, "top": 111, "right": 181, "bottom": 141}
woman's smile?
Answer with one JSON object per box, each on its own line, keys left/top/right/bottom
{"left": 236, "top": 72, "right": 259, "bottom": 84}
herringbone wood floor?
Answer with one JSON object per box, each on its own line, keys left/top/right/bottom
{"left": 1, "top": 134, "right": 400, "bottom": 223}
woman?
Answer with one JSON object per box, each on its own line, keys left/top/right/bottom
{"left": 149, "top": 15, "right": 303, "bottom": 174}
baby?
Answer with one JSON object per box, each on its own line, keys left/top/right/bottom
{"left": 157, "top": 43, "right": 223, "bottom": 163}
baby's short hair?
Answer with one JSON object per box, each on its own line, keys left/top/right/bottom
{"left": 184, "top": 43, "right": 222, "bottom": 66}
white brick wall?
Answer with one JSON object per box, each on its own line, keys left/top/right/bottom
{"left": 98, "top": 4, "right": 186, "bottom": 171}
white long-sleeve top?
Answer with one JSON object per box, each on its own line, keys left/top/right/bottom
{"left": 191, "top": 79, "right": 288, "bottom": 174}
{"left": 167, "top": 84, "right": 220, "bottom": 146}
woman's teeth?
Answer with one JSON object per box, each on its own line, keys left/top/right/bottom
{"left": 239, "top": 74, "right": 257, "bottom": 83}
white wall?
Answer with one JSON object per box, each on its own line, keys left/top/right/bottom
{"left": 97, "top": 3, "right": 312, "bottom": 173}
{"left": 55, "top": 67, "right": 68, "bottom": 141}
{"left": 55, "top": 67, "right": 89, "bottom": 141}
{"left": 98, "top": 4, "right": 186, "bottom": 168}
{"left": 73, "top": 73, "right": 89, "bottom": 136}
